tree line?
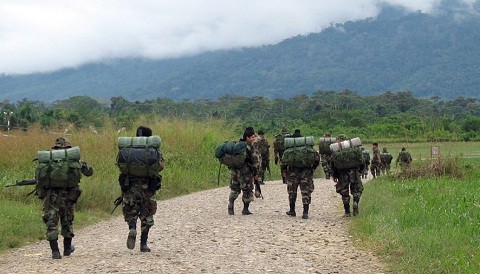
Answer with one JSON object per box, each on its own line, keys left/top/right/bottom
{"left": 1, "top": 90, "right": 479, "bottom": 142}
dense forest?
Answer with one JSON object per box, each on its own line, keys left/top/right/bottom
{"left": 1, "top": 2, "right": 480, "bottom": 102}
{"left": 1, "top": 91, "right": 479, "bottom": 142}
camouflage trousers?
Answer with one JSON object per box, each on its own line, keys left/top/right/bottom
{"left": 335, "top": 169, "right": 364, "bottom": 204}
{"left": 259, "top": 157, "right": 269, "bottom": 182}
{"left": 42, "top": 187, "right": 81, "bottom": 241}
{"left": 381, "top": 163, "right": 391, "bottom": 175}
{"left": 370, "top": 162, "right": 381, "bottom": 177}
{"left": 229, "top": 166, "right": 254, "bottom": 203}
{"left": 286, "top": 168, "right": 315, "bottom": 204}
{"left": 122, "top": 180, "right": 157, "bottom": 230}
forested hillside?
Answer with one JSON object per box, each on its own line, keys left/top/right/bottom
{"left": 1, "top": 2, "right": 480, "bottom": 102}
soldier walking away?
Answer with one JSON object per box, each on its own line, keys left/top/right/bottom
{"left": 361, "top": 147, "right": 370, "bottom": 179}
{"left": 331, "top": 135, "right": 364, "bottom": 217}
{"left": 117, "top": 126, "right": 165, "bottom": 252}
{"left": 370, "top": 143, "right": 382, "bottom": 178}
{"left": 283, "top": 134, "right": 320, "bottom": 219}
{"left": 319, "top": 132, "right": 334, "bottom": 179}
{"left": 396, "top": 147, "right": 413, "bottom": 170}
{"left": 273, "top": 126, "right": 291, "bottom": 184}
{"left": 39, "top": 137, "right": 93, "bottom": 259}
{"left": 228, "top": 127, "right": 260, "bottom": 215}
{"left": 380, "top": 147, "right": 393, "bottom": 175}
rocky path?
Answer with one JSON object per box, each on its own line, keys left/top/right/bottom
{"left": 0, "top": 178, "right": 385, "bottom": 274}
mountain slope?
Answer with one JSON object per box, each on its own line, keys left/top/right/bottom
{"left": 1, "top": 4, "right": 480, "bottom": 103}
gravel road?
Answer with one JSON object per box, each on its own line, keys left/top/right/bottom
{"left": 0, "top": 178, "right": 385, "bottom": 274}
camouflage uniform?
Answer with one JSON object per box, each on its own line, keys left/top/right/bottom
{"left": 396, "top": 148, "right": 412, "bottom": 170}
{"left": 333, "top": 167, "right": 364, "bottom": 217}
{"left": 380, "top": 148, "right": 393, "bottom": 175}
{"left": 42, "top": 137, "right": 93, "bottom": 259}
{"left": 370, "top": 144, "right": 382, "bottom": 178}
{"left": 252, "top": 133, "right": 270, "bottom": 184}
{"left": 361, "top": 148, "right": 370, "bottom": 179}
{"left": 228, "top": 130, "right": 260, "bottom": 215}
{"left": 320, "top": 154, "right": 333, "bottom": 179}
{"left": 274, "top": 127, "right": 291, "bottom": 184}
{"left": 284, "top": 152, "right": 320, "bottom": 219}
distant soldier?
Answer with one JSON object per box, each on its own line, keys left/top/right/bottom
{"left": 319, "top": 132, "right": 334, "bottom": 179}
{"left": 370, "top": 143, "right": 381, "bottom": 178}
{"left": 380, "top": 147, "right": 393, "bottom": 175}
{"left": 396, "top": 147, "right": 412, "bottom": 170}
{"left": 361, "top": 147, "right": 370, "bottom": 179}
{"left": 254, "top": 130, "right": 270, "bottom": 185}
{"left": 273, "top": 126, "right": 291, "bottom": 184}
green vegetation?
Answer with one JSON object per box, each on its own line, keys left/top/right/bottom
{"left": 351, "top": 152, "right": 480, "bottom": 273}
{"left": 0, "top": 118, "right": 250, "bottom": 252}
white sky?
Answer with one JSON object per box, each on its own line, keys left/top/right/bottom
{"left": 0, "top": 0, "right": 472, "bottom": 75}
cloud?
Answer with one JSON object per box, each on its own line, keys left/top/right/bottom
{"left": 0, "top": 0, "right": 446, "bottom": 74}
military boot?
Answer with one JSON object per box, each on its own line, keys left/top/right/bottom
{"left": 49, "top": 240, "right": 62, "bottom": 259}
{"left": 140, "top": 228, "right": 151, "bottom": 252}
{"left": 343, "top": 203, "right": 351, "bottom": 217}
{"left": 242, "top": 202, "right": 252, "bottom": 215}
{"left": 127, "top": 219, "right": 137, "bottom": 250}
{"left": 286, "top": 202, "right": 296, "bottom": 217}
{"left": 302, "top": 204, "right": 309, "bottom": 219}
{"left": 353, "top": 197, "right": 360, "bottom": 216}
{"left": 63, "top": 237, "right": 75, "bottom": 256}
{"left": 228, "top": 198, "right": 235, "bottom": 215}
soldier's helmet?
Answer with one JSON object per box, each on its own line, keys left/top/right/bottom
{"left": 281, "top": 126, "right": 289, "bottom": 134}
{"left": 52, "top": 137, "right": 72, "bottom": 149}
{"left": 336, "top": 134, "right": 347, "bottom": 142}
{"left": 324, "top": 132, "right": 332, "bottom": 137}
{"left": 383, "top": 147, "right": 388, "bottom": 152}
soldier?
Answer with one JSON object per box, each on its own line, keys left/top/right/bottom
{"left": 273, "top": 126, "right": 291, "bottom": 184}
{"left": 120, "top": 126, "right": 165, "bottom": 252}
{"left": 370, "top": 143, "right": 382, "bottom": 178}
{"left": 380, "top": 147, "right": 393, "bottom": 175}
{"left": 255, "top": 130, "right": 270, "bottom": 185}
{"left": 319, "top": 132, "right": 334, "bottom": 179}
{"left": 228, "top": 127, "right": 260, "bottom": 215}
{"left": 42, "top": 137, "right": 93, "bottom": 259}
{"left": 361, "top": 147, "right": 370, "bottom": 179}
{"left": 331, "top": 134, "right": 364, "bottom": 217}
{"left": 396, "top": 147, "right": 412, "bottom": 170}
{"left": 283, "top": 135, "right": 320, "bottom": 219}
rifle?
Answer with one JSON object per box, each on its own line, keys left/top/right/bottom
{"left": 5, "top": 179, "right": 38, "bottom": 188}
{"left": 254, "top": 179, "right": 264, "bottom": 199}
{"left": 110, "top": 196, "right": 123, "bottom": 215}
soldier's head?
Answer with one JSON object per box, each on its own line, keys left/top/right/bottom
{"left": 383, "top": 147, "right": 387, "bottom": 152}
{"left": 373, "top": 142, "right": 378, "bottom": 148}
{"left": 281, "top": 126, "right": 289, "bottom": 134}
{"left": 52, "top": 137, "right": 72, "bottom": 149}
{"left": 401, "top": 147, "right": 406, "bottom": 151}
{"left": 136, "top": 126, "right": 152, "bottom": 137}
{"left": 324, "top": 132, "right": 332, "bottom": 137}
{"left": 258, "top": 130, "right": 265, "bottom": 136}
{"left": 243, "top": 127, "right": 256, "bottom": 144}
{"left": 336, "top": 134, "right": 347, "bottom": 142}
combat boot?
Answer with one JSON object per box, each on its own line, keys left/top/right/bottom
{"left": 302, "top": 204, "right": 309, "bottom": 219}
{"left": 242, "top": 202, "right": 252, "bottom": 215}
{"left": 140, "top": 228, "right": 151, "bottom": 252}
{"left": 49, "top": 240, "right": 62, "bottom": 259}
{"left": 343, "top": 203, "right": 351, "bottom": 217}
{"left": 286, "top": 202, "right": 296, "bottom": 217}
{"left": 228, "top": 198, "right": 235, "bottom": 215}
{"left": 353, "top": 197, "right": 360, "bottom": 216}
{"left": 127, "top": 219, "right": 137, "bottom": 250}
{"left": 63, "top": 237, "right": 75, "bottom": 256}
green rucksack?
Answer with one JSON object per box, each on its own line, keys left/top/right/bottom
{"left": 332, "top": 147, "right": 364, "bottom": 170}
{"left": 318, "top": 137, "right": 336, "bottom": 154}
{"left": 215, "top": 141, "right": 247, "bottom": 168}
{"left": 381, "top": 152, "right": 393, "bottom": 164}
{"left": 116, "top": 136, "right": 163, "bottom": 177}
{"left": 273, "top": 133, "right": 291, "bottom": 153}
{"left": 35, "top": 146, "right": 83, "bottom": 188}
{"left": 281, "top": 136, "right": 318, "bottom": 168}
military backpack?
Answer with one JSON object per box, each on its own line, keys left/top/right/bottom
{"left": 116, "top": 136, "right": 163, "bottom": 177}
{"left": 281, "top": 136, "right": 318, "bottom": 168}
{"left": 381, "top": 152, "right": 393, "bottom": 164}
{"left": 215, "top": 141, "right": 247, "bottom": 168}
{"left": 35, "top": 146, "right": 83, "bottom": 189}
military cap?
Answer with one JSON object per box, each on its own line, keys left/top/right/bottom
{"left": 53, "top": 137, "right": 72, "bottom": 149}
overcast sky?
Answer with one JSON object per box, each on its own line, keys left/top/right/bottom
{"left": 0, "top": 0, "right": 474, "bottom": 75}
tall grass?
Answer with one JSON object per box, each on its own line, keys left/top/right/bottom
{"left": 351, "top": 156, "right": 480, "bottom": 273}
{"left": 0, "top": 118, "right": 242, "bottom": 252}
